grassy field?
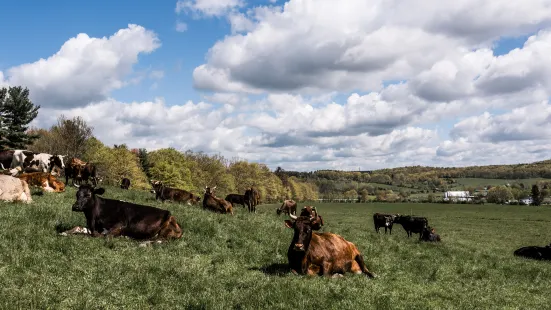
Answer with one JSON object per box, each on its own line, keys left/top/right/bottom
{"left": 2, "top": 186, "right": 551, "bottom": 309}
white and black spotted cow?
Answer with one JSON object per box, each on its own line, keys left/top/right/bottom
{"left": 10, "top": 150, "right": 66, "bottom": 176}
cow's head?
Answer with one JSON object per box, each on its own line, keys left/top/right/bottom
{"left": 49, "top": 155, "right": 66, "bottom": 170}
{"left": 204, "top": 186, "right": 216, "bottom": 195}
{"left": 284, "top": 213, "right": 323, "bottom": 252}
{"left": 150, "top": 180, "right": 163, "bottom": 193}
{"left": 300, "top": 206, "right": 324, "bottom": 226}
{"left": 72, "top": 185, "right": 105, "bottom": 212}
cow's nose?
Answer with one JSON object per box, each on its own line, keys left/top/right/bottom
{"left": 293, "top": 243, "right": 305, "bottom": 251}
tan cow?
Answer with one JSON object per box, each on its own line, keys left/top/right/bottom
{"left": 0, "top": 175, "right": 32, "bottom": 203}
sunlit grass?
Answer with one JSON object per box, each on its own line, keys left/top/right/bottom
{"left": 1, "top": 186, "right": 551, "bottom": 309}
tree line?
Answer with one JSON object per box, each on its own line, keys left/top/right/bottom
{"left": 1, "top": 85, "right": 318, "bottom": 202}
{"left": 3, "top": 85, "right": 551, "bottom": 204}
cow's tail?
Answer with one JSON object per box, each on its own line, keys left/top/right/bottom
{"left": 355, "top": 253, "right": 376, "bottom": 278}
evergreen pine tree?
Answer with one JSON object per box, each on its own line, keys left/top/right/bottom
{"left": 0, "top": 86, "right": 40, "bottom": 150}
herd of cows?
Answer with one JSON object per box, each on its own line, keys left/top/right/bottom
{"left": 1, "top": 149, "right": 551, "bottom": 278}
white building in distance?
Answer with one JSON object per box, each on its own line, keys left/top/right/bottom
{"left": 444, "top": 191, "right": 474, "bottom": 202}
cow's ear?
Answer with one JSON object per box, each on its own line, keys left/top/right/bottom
{"left": 311, "top": 220, "right": 322, "bottom": 231}
{"left": 284, "top": 220, "right": 294, "bottom": 229}
{"left": 94, "top": 188, "right": 105, "bottom": 195}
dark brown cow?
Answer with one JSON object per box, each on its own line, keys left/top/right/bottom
{"left": 0, "top": 150, "right": 14, "bottom": 170}
{"left": 394, "top": 215, "right": 429, "bottom": 239}
{"left": 68, "top": 185, "right": 182, "bottom": 240}
{"left": 373, "top": 213, "right": 396, "bottom": 234}
{"left": 277, "top": 199, "right": 297, "bottom": 215}
{"left": 225, "top": 194, "right": 248, "bottom": 209}
{"left": 300, "top": 206, "right": 324, "bottom": 227}
{"left": 203, "top": 186, "right": 233, "bottom": 215}
{"left": 120, "top": 178, "right": 131, "bottom": 189}
{"left": 244, "top": 187, "right": 260, "bottom": 213}
{"left": 151, "top": 180, "right": 201, "bottom": 205}
{"left": 514, "top": 243, "right": 551, "bottom": 260}
{"left": 284, "top": 213, "right": 376, "bottom": 278}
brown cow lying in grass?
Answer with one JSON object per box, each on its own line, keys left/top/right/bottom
{"left": 203, "top": 186, "right": 233, "bottom": 215}
{"left": 284, "top": 213, "right": 375, "bottom": 278}
{"left": 18, "top": 172, "right": 65, "bottom": 193}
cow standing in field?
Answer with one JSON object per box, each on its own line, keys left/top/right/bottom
{"left": 66, "top": 185, "right": 182, "bottom": 240}
{"left": 284, "top": 213, "right": 376, "bottom": 278}
{"left": 277, "top": 199, "right": 297, "bottom": 216}
{"left": 244, "top": 187, "right": 260, "bottom": 213}
{"left": 225, "top": 194, "right": 248, "bottom": 209}
{"left": 151, "top": 180, "right": 201, "bottom": 206}
{"left": 394, "top": 215, "right": 428, "bottom": 239}
{"left": 120, "top": 178, "right": 131, "bottom": 190}
{"left": 300, "top": 206, "right": 324, "bottom": 227}
{"left": 514, "top": 243, "right": 551, "bottom": 260}
{"left": 203, "top": 186, "right": 233, "bottom": 215}
{"left": 373, "top": 213, "right": 396, "bottom": 234}
{"left": 10, "top": 150, "right": 65, "bottom": 175}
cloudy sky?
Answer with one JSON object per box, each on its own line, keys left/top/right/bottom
{"left": 1, "top": 1, "right": 551, "bottom": 171}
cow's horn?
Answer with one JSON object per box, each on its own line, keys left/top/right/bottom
{"left": 289, "top": 213, "right": 298, "bottom": 220}
{"left": 74, "top": 184, "right": 80, "bottom": 188}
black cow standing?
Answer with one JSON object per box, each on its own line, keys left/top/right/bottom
{"left": 373, "top": 213, "right": 396, "bottom": 234}
{"left": 70, "top": 185, "right": 182, "bottom": 240}
{"left": 225, "top": 194, "right": 248, "bottom": 209}
{"left": 120, "top": 178, "right": 131, "bottom": 190}
{"left": 394, "top": 215, "right": 429, "bottom": 240}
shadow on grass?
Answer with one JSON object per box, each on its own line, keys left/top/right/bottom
{"left": 54, "top": 221, "right": 76, "bottom": 233}
{"left": 249, "top": 263, "right": 290, "bottom": 276}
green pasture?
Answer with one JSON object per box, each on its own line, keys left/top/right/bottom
{"left": 1, "top": 186, "right": 551, "bottom": 309}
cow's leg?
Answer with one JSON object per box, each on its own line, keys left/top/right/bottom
{"left": 59, "top": 226, "right": 92, "bottom": 236}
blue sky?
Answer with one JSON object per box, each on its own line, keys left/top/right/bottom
{"left": 1, "top": 1, "right": 551, "bottom": 171}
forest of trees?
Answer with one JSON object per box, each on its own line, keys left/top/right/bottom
{"left": 3, "top": 85, "right": 551, "bottom": 204}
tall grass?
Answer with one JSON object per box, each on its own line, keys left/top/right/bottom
{"left": 1, "top": 186, "right": 551, "bottom": 309}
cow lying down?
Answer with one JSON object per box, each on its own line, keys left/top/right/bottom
{"left": 61, "top": 185, "right": 182, "bottom": 243}
{"left": 18, "top": 172, "right": 65, "bottom": 193}
{"left": 514, "top": 243, "right": 551, "bottom": 261}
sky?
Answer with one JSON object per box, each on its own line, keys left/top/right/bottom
{"left": 2, "top": 0, "right": 551, "bottom": 171}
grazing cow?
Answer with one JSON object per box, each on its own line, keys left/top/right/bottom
{"left": 17, "top": 172, "right": 66, "bottom": 193}
{"left": 420, "top": 226, "right": 441, "bottom": 242}
{"left": 203, "top": 186, "right": 233, "bottom": 215}
{"left": 394, "top": 215, "right": 429, "bottom": 239}
{"left": 514, "top": 243, "right": 551, "bottom": 260}
{"left": 300, "top": 206, "right": 325, "bottom": 227}
{"left": 151, "top": 180, "right": 201, "bottom": 206}
{"left": 284, "top": 213, "right": 376, "bottom": 278}
{"left": 120, "top": 178, "right": 131, "bottom": 190}
{"left": 0, "top": 150, "right": 14, "bottom": 171}
{"left": 10, "top": 150, "right": 65, "bottom": 175}
{"left": 225, "top": 194, "right": 248, "bottom": 209}
{"left": 0, "top": 175, "right": 32, "bottom": 203}
{"left": 373, "top": 213, "right": 396, "bottom": 234}
{"left": 277, "top": 199, "right": 297, "bottom": 216}
{"left": 68, "top": 185, "right": 182, "bottom": 240}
